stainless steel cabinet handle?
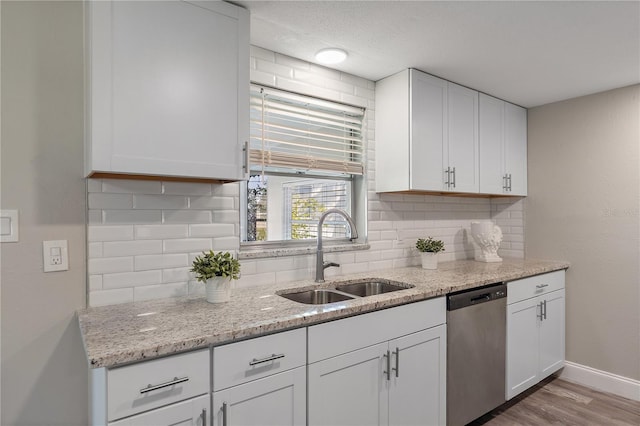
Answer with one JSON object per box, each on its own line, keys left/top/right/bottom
{"left": 222, "top": 402, "right": 228, "bottom": 426}
{"left": 536, "top": 284, "right": 549, "bottom": 289}
{"left": 451, "top": 167, "right": 456, "bottom": 188}
{"left": 383, "top": 350, "right": 391, "bottom": 381}
{"left": 508, "top": 173, "right": 512, "bottom": 191}
{"left": 444, "top": 167, "right": 451, "bottom": 188}
{"left": 537, "top": 301, "right": 544, "bottom": 321}
{"left": 202, "top": 409, "right": 206, "bottom": 426}
{"left": 543, "top": 300, "right": 547, "bottom": 320}
{"left": 242, "top": 141, "right": 249, "bottom": 173}
{"left": 503, "top": 174, "right": 508, "bottom": 191}
{"left": 139, "top": 376, "right": 189, "bottom": 394}
{"left": 392, "top": 347, "right": 400, "bottom": 378}
{"left": 249, "top": 353, "right": 285, "bottom": 366}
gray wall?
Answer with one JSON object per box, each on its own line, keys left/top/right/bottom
{"left": 526, "top": 84, "right": 640, "bottom": 380}
{"left": 1, "top": 2, "right": 88, "bottom": 425}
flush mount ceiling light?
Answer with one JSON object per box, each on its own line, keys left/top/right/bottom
{"left": 315, "top": 48, "right": 348, "bottom": 65}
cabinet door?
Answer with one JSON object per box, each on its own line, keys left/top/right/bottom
{"left": 410, "top": 70, "right": 448, "bottom": 191}
{"left": 447, "top": 83, "right": 479, "bottom": 193}
{"left": 479, "top": 94, "right": 506, "bottom": 194}
{"left": 109, "top": 394, "right": 208, "bottom": 426}
{"left": 212, "top": 367, "right": 306, "bottom": 426}
{"left": 539, "top": 289, "right": 565, "bottom": 379}
{"left": 389, "top": 326, "right": 446, "bottom": 426}
{"left": 87, "top": 0, "right": 249, "bottom": 180}
{"left": 504, "top": 103, "right": 527, "bottom": 195}
{"left": 308, "top": 343, "right": 389, "bottom": 426}
{"left": 506, "top": 297, "right": 540, "bottom": 400}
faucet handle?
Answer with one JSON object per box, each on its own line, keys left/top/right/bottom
{"left": 323, "top": 261, "right": 340, "bottom": 270}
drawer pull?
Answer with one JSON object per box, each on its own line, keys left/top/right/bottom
{"left": 139, "top": 376, "right": 189, "bottom": 394}
{"left": 536, "top": 284, "right": 549, "bottom": 289}
{"left": 249, "top": 353, "right": 285, "bottom": 366}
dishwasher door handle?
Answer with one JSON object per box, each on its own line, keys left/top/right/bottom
{"left": 471, "top": 293, "right": 491, "bottom": 303}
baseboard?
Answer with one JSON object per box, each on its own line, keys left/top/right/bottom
{"left": 559, "top": 361, "right": 640, "bottom": 401}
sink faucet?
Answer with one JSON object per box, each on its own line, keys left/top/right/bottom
{"left": 315, "top": 208, "right": 358, "bottom": 283}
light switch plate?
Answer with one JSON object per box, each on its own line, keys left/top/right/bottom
{"left": 43, "top": 240, "right": 69, "bottom": 272}
{"left": 0, "top": 210, "right": 19, "bottom": 242}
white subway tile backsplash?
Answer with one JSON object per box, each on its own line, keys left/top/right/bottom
{"left": 162, "top": 182, "right": 211, "bottom": 195}
{"left": 87, "top": 178, "right": 102, "bottom": 193}
{"left": 104, "top": 210, "right": 162, "bottom": 224}
{"left": 134, "top": 194, "right": 188, "bottom": 210}
{"left": 89, "top": 257, "right": 134, "bottom": 274}
{"left": 213, "top": 210, "right": 238, "bottom": 223}
{"left": 88, "top": 193, "right": 133, "bottom": 210}
{"left": 87, "top": 47, "right": 524, "bottom": 307}
{"left": 90, "top": 288, "right": 134, "bottom": 307}
{"left": 134, "top": 282, "right": 188, "bottom": 302}
{"left": 103, "top": 240, "right": 162, "bottom": 257}
{"left": 88, "top": 225, "right": 134, "bottom": 242}
{"left": 135, "top": 224, "right": 189, "bottom": 240}
{"left": 189, "top": 223, "right": 235, "bottom": 238}
{"left": 102, "top": 179, "right": 162, "bottom": 194}
{"left": 163, "top": 210, "right": 212, "bottom": 224}
{"left": 88, "top": 242, "right": 103, "bottom": 258}
{"left": 102, "top": 270, "right": 162, "bottom": 289}
{"left": 163, "top": 238, "right": 212, "bottom": 254}
{"left": 212, "top": 237, "right": 240, "bottom": 251}
{"left": 163, "top": 267, "right": 192, "bottom": 283}
{"left": 135, "top": 254, "right": 189, "bottom": 271}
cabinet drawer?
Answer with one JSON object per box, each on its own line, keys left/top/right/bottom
{"left": 507, "top": 270, "right": 565, "bottom": 304}
{"left": 213, "top": 328, "right": 306, "bottom": 391}
{"left": 107, "top": 349, "right": 209, "bottom": 422}
{"left": 308, "top": 297, "right": 446, "bottom": 363}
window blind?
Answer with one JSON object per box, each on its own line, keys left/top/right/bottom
{"left": 250, "top": 85, "right": 365, "bottom": 176}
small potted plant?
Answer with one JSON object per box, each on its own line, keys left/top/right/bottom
{"left": 191, "top": 250, "right": 240, "bottom": 303}
{"left": 416, "top": 237, "right": 445, "bottom": 270}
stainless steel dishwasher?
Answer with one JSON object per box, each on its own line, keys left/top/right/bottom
{"left": 447, "top": 283, "right": 507, "bottom": 426}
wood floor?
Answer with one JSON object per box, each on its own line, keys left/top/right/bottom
{"left": 468, "top": 376, "right": 640, "bottom": 426}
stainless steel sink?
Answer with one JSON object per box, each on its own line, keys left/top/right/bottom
{"left": 279, "top": 289, "right": 356, "bottom": 305}
{"left": 335, "top": 281, "right": 413, "bottom": 297}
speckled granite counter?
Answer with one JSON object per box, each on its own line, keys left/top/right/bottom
{"left": 78, "top": 258, "right": 569, "bottom": 369}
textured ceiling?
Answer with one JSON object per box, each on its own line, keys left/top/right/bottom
{"left": 237, "top": 1, "right": 640, "bottom": 107}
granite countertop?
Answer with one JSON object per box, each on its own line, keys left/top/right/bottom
{"left": 78, "top": 258, "right": 569, "bottom": 369}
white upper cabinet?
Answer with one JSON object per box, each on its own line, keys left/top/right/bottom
{"left": 376, "top": 69, "right": 479, "bottom": 194}
{"left": 479, "top": 94, "right": 528, "bottom": 195}
{"left": 85, "top": 0, "right": 249, "bottom": 181}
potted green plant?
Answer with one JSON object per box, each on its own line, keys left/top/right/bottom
{"left": 416, "top": 237, "right": 445, "bottom": 270}
{"left": 191, "top": 250, "right": 240, "bottom": 303}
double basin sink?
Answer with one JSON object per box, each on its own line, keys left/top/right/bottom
{"left": 279, "top": 280, "right": 414, "bottom": 305}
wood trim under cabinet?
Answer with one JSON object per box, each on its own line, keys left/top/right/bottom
{"left": 88, "top": 172, "right": 237, "bottom": 184}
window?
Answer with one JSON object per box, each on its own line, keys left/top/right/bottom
{"left": 242, "top": 85, "right": 365, "bottom": 245}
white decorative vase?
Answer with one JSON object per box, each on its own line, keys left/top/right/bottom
{"left": 421, "top": 252, "right": 438, "bottom": 270}
{"left": 205, "top": 277, "right": 231, "bottom": 303}
{"left": 470, "top": 221, "right": 503, "bottom": 263}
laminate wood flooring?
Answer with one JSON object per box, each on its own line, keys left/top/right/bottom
{"left": 468, "top": 376, "right": 640, "bottom": 426}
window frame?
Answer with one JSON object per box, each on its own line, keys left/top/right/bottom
{"left": 240, "top": 84, "right": 367, "bottom": 251}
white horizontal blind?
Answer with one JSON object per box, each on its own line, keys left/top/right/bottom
{"left": 250, "top": 85, "right": 365, "bottom": 176}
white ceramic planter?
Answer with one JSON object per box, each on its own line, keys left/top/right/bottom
{"left": 421, "top": 252, "right": 438, "bottom": 270}
{"left": 205, "top": 276, "right": 232, "bottom": 303}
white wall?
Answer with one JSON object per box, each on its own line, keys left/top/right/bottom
{"left": 1, "top": 2, "right": 88, "bottom": 424}
{"left": 526, "top": 84, "right": 640, "bottom": 381}
{"left": 87, "top": 46, "right": 525, "bottom": 305}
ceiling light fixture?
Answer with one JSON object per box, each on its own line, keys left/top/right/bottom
{"left": 315, "top": 48, "right": 348, "bottom": 65}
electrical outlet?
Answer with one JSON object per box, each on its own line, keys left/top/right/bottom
{"left": 43, "top": 240, "right": 68, "bottom": 272}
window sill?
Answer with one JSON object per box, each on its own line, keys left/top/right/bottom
{"left": 238, "top": 242, "right": 370, "bottom": 260}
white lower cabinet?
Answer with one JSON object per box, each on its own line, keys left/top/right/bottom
{"left": 212, "top": 367, "right": 306, "bottom": 426}
{"left": 212, "top": 328, "right": 307, "bottom": 426}
{"left": 109, "top": 394, "right": 208, "bottom": 426}
{"left": 308, "top": 298, "right": 447, "bottom": 426}
{"left": 506, "top": 271, "right": 565, "bottom": 400}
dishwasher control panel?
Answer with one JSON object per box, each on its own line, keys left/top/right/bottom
{"left": 447, "top": 283, "right": 507, "bottom": 311}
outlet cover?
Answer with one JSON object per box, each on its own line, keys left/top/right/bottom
{"left": 43, "top": 240, "right": 69, "bottom": 272}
